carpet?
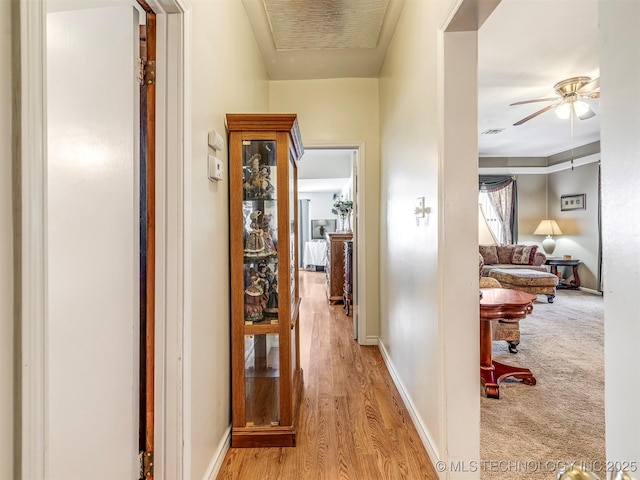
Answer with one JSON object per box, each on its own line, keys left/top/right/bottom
{"left": 481, "top": 290, "right": 605, "bottom": 479}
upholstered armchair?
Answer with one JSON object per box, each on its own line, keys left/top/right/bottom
{"left": 479, "top": 254, "right": 520, "bottom": 353}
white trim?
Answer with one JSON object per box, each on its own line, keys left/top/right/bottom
{"left": 20, "top": 0, "right": 47, "bottom": 478}
{"left": 202, "top": 426, "right": 231, "bottom": 480}
{"left": 479, "top": 153, "right": 600, "bottom": 175}
{"left": 578, "top": 286, "right": 602, "bottom": 296}
{"left": 362, "top": 335, "right": 379, "bottom": 346}
{"left": 377, "top": 341, "right": 442, "bottom": 476}
{"left": 179, "top": 5, "right": 193, "bottom": 480}
{"left": 303, "top": 141, "right": 368, "bottom": 345}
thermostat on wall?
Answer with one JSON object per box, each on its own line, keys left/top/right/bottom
{"left": 208, "top": 154, "right": 224, "bottom": 181}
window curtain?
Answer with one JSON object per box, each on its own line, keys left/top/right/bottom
{"left": 479, "top": 175, "right": 518, "bottom": 244}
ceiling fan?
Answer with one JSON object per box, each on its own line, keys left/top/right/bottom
{"left": 510, "top": 76, "right": 600, "bottom": 126}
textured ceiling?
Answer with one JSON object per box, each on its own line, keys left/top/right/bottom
{"left": 242, "top": 0, "right": 404, "bottom": 79}
{"left": 264, "top": 0, "right": 388, "bottom": 50}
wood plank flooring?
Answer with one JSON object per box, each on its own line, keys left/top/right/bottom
{"left": 217, "top": 270, "right": 438, "bottom": 480}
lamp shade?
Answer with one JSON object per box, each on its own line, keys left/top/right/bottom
{"left": 533, "top": 220, "right": 563, "bottom": 236}
{"left": 534, "top": 219, "right": 562, "bottom": 255}
{"left": 478, "top": 205, "right": 499, "bottom": 245}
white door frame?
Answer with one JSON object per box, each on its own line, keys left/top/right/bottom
{"left": 19, "top": 0, "right": 191, "bottom": 478}
{"left": 304, "top": 142, "right": 368, "bottom": 344}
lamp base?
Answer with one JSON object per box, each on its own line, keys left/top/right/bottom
{"left": 541, "top": 235, "right": 556, "bottom": 256}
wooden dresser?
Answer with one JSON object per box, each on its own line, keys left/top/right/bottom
{"left": 343, "top": 240, "right": 353, "bottom": 315}
{"left": 325, "top": 232, "right": 353, "bottom": 303}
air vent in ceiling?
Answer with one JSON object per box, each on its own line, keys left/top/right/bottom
{"left": 481, "top": 128, "right": 506, "bottom": 135}
{"left": 263, "top": 0, "right": 388, "bottom": 50}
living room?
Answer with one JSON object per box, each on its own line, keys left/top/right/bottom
{"left": 477, "top": 2, "right": 606, "bottom": 476}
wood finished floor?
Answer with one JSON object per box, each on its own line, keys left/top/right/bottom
{"left": 217, "top": 270, "right": 438, "bottom": 480}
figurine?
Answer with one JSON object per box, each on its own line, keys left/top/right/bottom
{"left": 264, "top": 278, "right": 278, "bottom": 317}
{"left": 242, "top": 153, "right": 275, "bottom": 199}
{"left": 244, "top": 273, "right": 264, "bottom": 322}
{"left": 262, "top": 213, "right": 277, "bottom": 253}
{"left": 244, "top": 211, "right": 266, "bottom": 257}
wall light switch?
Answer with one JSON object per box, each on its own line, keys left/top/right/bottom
{"left": 208, "top": 130, "right": 224, "bottom": 151}
{"left": 208, "top": 155, "right": 224, "bottom": 181}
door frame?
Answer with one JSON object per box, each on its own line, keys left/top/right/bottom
{"left": 303, "top": 143, "right": 368, "bottom": 344}
{"left": 18, "top": 1, "right": 191, "bottom": 478}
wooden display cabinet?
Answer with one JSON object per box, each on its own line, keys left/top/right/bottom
{"left": 227, "top": 114, "right": 304, "bottom": 448}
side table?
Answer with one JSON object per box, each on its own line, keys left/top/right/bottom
{"left": 480, "top": 288, "right": 537, "bottom": 399}
{"left": 545, "top": 258, "right": 581, "bottom": 289}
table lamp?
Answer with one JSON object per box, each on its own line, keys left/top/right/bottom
{"left": 533, "top": 219, "right": 562, "bottom": 255}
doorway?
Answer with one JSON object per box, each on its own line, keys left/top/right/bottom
{"left": 298, "top": 147, "right": 363, "bottom": 341}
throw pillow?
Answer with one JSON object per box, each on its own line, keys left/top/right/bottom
{"left": 496, "top": 245, "right": 515, "bottom": 264}
{"left": 479, "top": 245, "right": 498, "bottom": 265}
{"left": 511, "top": 245, "right": 538, "bottom": 265}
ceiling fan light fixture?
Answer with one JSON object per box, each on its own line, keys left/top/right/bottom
{"left": 556, "top": 103, "right": 571, "bottom": 119}
{"left": 573, "top": 99, "right": 590, "bottom": 117}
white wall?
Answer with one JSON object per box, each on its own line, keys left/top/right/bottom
{"left": 188, "top": 2, "right": 269, "bottom": 478}
{"left": 269, "top": 78, "right": 381, "bottom": 339}
{"left": 379, "top": 0, "right": 480, "bottom": 474}
{"left": 300, "top": 191, "right": 339, "bottom": 223}
{"left": 549, "top": 163, "right": 600, "bottom": 290}
{"left": 0, "top": 1, "right": 14, "bottom": 478}
{"left": 600, "top": 0, "right": 640, "bottom": 469}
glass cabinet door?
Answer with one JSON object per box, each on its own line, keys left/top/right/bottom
{"left": 241, "top": 140, "right": 281, "bottom": 427}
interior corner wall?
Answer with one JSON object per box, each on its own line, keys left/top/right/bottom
{"left": 268, "top": 78, "right": 381, "bottom": 340}
{"left": 599, "top": 0, "right": 640, "bottom": 468}
{"left": 189, "top": 2, "right": 269, "bottom": 478}
{"left": 516, "top": 174, "right": 548, "bottom": 246}
{"left": 379, "top": 0, "right": 480, "bottom": 469}
{"left": 548, "top": 163, "right": 600, "bottom": 290}
{"left": 1, "top": 1, "right": 14, "bottom": 478}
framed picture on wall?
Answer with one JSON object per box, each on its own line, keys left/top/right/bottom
{"left": 311, "top": 219, "right": 337, "bottom": 239}
{"left": 561, "top": 193, "right": 586, "bottom": 211}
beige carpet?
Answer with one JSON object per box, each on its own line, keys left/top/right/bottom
{"left": 481, "top": 290, "right": 605, "bottom": 479}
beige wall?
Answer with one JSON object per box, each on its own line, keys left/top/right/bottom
{"left": 549, "top": 163, "right": 600, "bottom": 290}
{"left": 0, "top": 1, "right": 14, "bottom": 478}
{"left": 269, "top": 78, "right": 381, "bottom": 339}
{"left": 188, "top": 1, "right": 269, "bottom": 477}
{"left": 516, "top": 174, "right": 548, "bottom": 246}
{"left": 379, "top": 0, "right": 481, "bottom": 469}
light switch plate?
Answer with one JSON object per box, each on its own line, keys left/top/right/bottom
{"left": 208, "top": 130, "right": 224, "bottom": 151}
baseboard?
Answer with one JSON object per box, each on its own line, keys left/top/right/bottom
{"left": 203, "top": 426, "right": 231, "bottom": 480}
{"left": 377, "top": 340, "right": 441, "bottom": 473}
{"left": 578, "top": 286, "right": 602, "bottom": 295}
{"left": 360, "top": 335, "right": 379, "bottom": 346}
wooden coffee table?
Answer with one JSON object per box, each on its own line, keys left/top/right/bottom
{"left": 480, "top": 288, "right": 537, "bottom": 398}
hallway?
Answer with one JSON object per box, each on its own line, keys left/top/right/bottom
{"left": 217, "top": 271, "right": 438, "bottom": 479}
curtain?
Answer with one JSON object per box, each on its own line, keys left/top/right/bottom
{"left": 479, "top": 175, "right": 518, "bottom": 244}
{"left": 298, "top": 199, "right": 310, "bottom": 268}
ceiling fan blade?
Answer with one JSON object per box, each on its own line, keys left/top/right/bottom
{"left": 513, "top": 103, "right": 561, "bottom": 126}
{"left": 509, "top": 97, "right": 558, "bottom": 106}
{"left": 577, "top": 77, "right": 600, "bottom": 93}
{"left": 578, "top": 106, "right": 596, "bottom": 120}
{"left": 588, "top": 92, "right": 600, "bottom": 99}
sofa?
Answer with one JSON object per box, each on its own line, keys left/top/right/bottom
{"left": 480, "top": 244, "right": 558, "bottom": 304}
{"left": 479, "top": 244, "right": 547, "bottom": 277}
